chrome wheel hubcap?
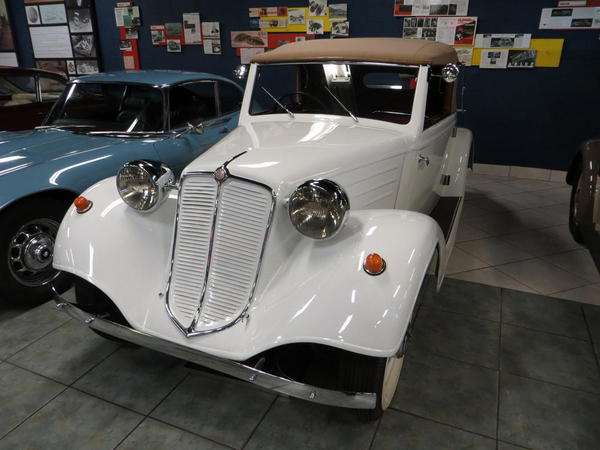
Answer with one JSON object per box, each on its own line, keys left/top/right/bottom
{"left": 8, "top": 219, "right": 60, "bottom": 287}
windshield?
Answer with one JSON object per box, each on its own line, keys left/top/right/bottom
{"left": 250, "top": 63, "right": 419, "bottom": 125}
{"left": 46, "top": 83, "right": 164, "bottom": 132}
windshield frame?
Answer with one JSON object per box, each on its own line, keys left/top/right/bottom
{"left": 249, "top": 61, "right": 422, "bottom": 126}
{"left": 44, "top": 80, "right": 170, "bottom": 135}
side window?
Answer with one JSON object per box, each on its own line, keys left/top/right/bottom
{"left": 169, "top": 81, "right": 217, "bottom": 129}
{"left": 219, "top": 82, "right": 243, "bottom": 115}
{"left": 0, "top": 75, "right": 37, "bottom": 107}
{"left": 424, "top": 67, "right": 455, "bottom": 129}
{"left": 39, "top": 76, "right": 66, "bottom": 102}
{"left": 353, "top": 66, "right": 419, "bottom": 125}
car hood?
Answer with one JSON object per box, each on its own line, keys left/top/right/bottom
{"left": 0, "top": 129, "right": 158, "bottom": 177}
{"left": 183, "top": 117, "right": 416, "bottom": 196}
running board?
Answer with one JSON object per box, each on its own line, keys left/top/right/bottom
{"left": 429, "top": 196, "right": 462, "bottom": 242}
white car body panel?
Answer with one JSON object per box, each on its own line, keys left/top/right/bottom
{"left": 53, "top": 59, "right": 472, "bottom": 362}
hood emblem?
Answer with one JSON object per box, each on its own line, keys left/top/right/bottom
{"left": 214, "top": 166, "right": 228, "bottom": 182}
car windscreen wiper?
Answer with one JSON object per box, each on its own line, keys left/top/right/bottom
{"left": 323, "top": 86, "right": 358, "bottom": 123}
{"left": 261, "top": 86, "right": 295, "bottom": 119}
{"left": 86, "top": 130, "right": 166, "bottom": 137}
{"left": 35, "top": 125, "right": 96, "bottom": 130}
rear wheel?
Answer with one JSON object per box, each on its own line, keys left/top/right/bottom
{"left": 0, "top": 198, "right": 72, "bottom": 306}
{"left": 569, "top": 160, "right": 584, "bottom": 244}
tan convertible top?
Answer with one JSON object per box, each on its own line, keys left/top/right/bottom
{"left": 251, "top": 38, "right": 458, "bottom": 66}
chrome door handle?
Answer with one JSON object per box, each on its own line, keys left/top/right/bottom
{"left": 418, "top": 154, "right": 430, "bottom": 166}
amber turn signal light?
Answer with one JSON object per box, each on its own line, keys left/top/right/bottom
{"left": 364, "top": 253, "right": 386, "bottom": 276}
{"left": 74, "top": 196, "right": 93, "bottom": 214}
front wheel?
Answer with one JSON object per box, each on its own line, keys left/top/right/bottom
{"left": 0, "top": 198, "right": 72, "bottom": 305}
{"left": 339, "top": 275, "right": 429, "bottom": 421}
{"left": 340, "top": 353, "right": 404, "bottom": 421}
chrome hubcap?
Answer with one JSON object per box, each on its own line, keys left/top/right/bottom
{"left": 8, "top": 219, "right": 60, "bottom": 287}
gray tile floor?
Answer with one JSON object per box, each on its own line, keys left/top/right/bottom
{"left": 1, "top": 279, "right": 599, "bottom": 449}
{"left": 452, "top": 173, "right": 600, "bottom": 305}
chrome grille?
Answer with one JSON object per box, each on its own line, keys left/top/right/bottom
{"left": 167, "top": 174, "right": 273, "bottom": 335}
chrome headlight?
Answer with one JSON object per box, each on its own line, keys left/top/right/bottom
{"left": 288, "top": 179, "right": 350, "bottom": 239}
{"left": 116, "top": 160, "right": 174, "bottom": 212}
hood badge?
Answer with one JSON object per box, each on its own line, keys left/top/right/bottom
{"left": 214, "top": 166, "right": 229, "bottom": 183}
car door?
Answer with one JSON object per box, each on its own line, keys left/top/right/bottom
{"left": 154, "top": 80, "right": 232, "bottom": 174}
{"left": 0, "top": 73, "right": 43, "bottom": 131}
{"left": 399, "top": 66, "right": 456, "bottom": 214}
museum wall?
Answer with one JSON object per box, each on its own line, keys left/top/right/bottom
{"left": 6, "top": 0, "right": 600, "bottom": 171}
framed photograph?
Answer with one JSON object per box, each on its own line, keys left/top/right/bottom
{"left": 0, "top": 0, "right": 15, "bottom": 51}
{"left": 231, "top": 30, "right": 268, "bottom": 48}
{"left": 167, "top": 39, "right": 182, "bottom": 53}
{"left": 165, "top": 23, "right": 183, "bottom": 39}
{"left": 288, "top": 8, "right": 306, "bottom": 25}
{"left": 68, "top": 8, "right": 93, "bottom": 33}
{"left": 71, "top": 33, "right": 95, "bottom": 58}
{"left": 307, "top": 19, "right": 324, "bottom": 35}
{"left": 331, "top": 21, "right": 349, "bottom": 37}
{"left": 65, "top": 0, "right": 91, "bottom": 8}
{"left": 36, "top": 59, "right": 67, "bottom": 76}
{"left": 76, "top": 59, "right": 98, "bottom": 74}
{"left": 125, "top": 27, "right": 138, "bottom": 39}
{"left": 151, "top": 25, "right": 166, "bottom": 45}
{"left": 40, "top": 4, "right": 67, "bottom": 25}
{"left": 66, "top": 59, "right": 76, "bottom": 74}
{"left": 309, "top": 0, "right": 327, "bottom": 17}
{"left": 119, "top": 39, "right": 132, "bottom": 51}
{"left": 26, "top": 5, "right": 41, "bottom": 25}
{"left": 507, "top": 50, "right": 537, "bottom": 68}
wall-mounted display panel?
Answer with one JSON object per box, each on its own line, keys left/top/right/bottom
{"left": 25, "top": 0, "right": 101, "bottom": 78}
{"left": 0, "top": 0, "right": 17, "bottom": 65}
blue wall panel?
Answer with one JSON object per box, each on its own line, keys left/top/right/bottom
{"left": 6, "top": 0, "right": 600, "bottom": 170}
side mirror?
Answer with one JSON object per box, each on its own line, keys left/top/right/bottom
{"left": 173, "top": 122, "right": 204, "bottom": 139}
{"left": 233, "top": 65, "right": 248, "bottom": 80}
{"left": 441, "top": 63, "right": 460, "bottom": 83}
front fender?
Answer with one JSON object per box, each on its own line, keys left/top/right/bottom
{"left": 54, "top": 179, "right": 445, "bottom": 360}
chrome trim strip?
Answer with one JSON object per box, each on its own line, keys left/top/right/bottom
{"left": 52, "top": 291, "right": 376, "bottom": 409}
{"left": 164, "top": 152, "right": 279, "bottom": 337}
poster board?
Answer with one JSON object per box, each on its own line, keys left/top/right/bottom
{"left": 0, "top": 0, "right": 17, "bottom": 64}
{"left": 24, "top": 0, "right": 102, "bottom": 78}
{"left": 394, "top": 0, "right": 469, "bottom": 16}
{"left": 260, "top": 7, "right": 332, "bottom": 33}
{"left": 539, "top": 6, "right": 600, "bottom": 29}
{"left": 471, "top": 39, "right": 564, "bottom": 68}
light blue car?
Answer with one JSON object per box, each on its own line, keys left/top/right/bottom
{"left": 0, "top": 70, "right": 243, "bottom": 304}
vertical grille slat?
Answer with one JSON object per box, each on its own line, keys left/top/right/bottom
{"left": 167, "top": 174, "right": 273, "bottom": 334}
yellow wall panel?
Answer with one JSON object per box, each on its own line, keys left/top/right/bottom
{"left": 471, "top": 39, "right": 564, "bottom": 68}
{"left": 260, "top": 7, "right": 331, "bottom": 33}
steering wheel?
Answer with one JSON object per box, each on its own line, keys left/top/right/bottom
{"left": 273, "top": 91, "right": 327, "bottom": 113}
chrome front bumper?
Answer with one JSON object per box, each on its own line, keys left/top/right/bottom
{"left": 52, "top": 290, "right": 376, "bottom": 410}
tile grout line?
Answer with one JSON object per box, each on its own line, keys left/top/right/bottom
{"left": 3, "top": 315, "right": 73, "bottom": 361}
{"left": 495, "top": 290, "right": 503, "bottom": 447}
{"left": 413, "top": 344, "right": 600, "bottom": 397}
{"left": 367, "top": 417, "right": 383, "bottom": 450}
{"left": 447, "top": 259, "right": 543, "bottom": 294}
{"left": 420, "top": 303, "right": 594, "bottom": 343}
{"left": 581, "top": 307, "right": 600, "bottom": 380}
{"left": 241, "top": 394, "right": 279, "bottom": 449}
{"left": 387, "top": 408, "right": 497, "bottom": 442}
{"left": 0, "top": 383, "right": 69, "bottom": 442}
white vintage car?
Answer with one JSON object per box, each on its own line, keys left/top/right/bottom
{"left": 52, "top": 38, "right": 472, "bottom": 420}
